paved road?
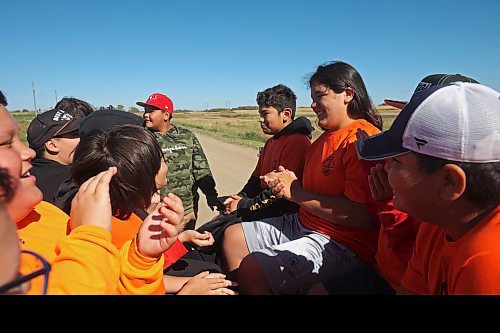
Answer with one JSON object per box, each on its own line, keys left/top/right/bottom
{"left": 194, "top": 132, "right": 259, "bottom": 228}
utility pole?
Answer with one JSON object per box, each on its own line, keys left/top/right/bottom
{"left": 55, "top": 90, "right": 58, "bottom": 105}
{"left": 32, "top": 81, "right": 37, "bottom": 113}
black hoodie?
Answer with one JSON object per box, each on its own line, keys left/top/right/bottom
{"left": 235, "top": 116, "right": 313, "bottom": 221}
{"left": 31, "top": 158, "right": 72, "bottom": 204}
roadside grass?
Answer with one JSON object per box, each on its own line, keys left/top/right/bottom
{"left": 12, "top": 106, "right": 398, "bottom": 148}
{"left": 174, "top": 107, "right": 398, "bottom": 149}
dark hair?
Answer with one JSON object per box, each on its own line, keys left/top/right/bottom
{"left": 71, "top": 124, "right": 163, "bottom": 219}
{"left": 55, "top": 97, "right": 94, "bottom": 118}
{"left": 415, "top": 153, "right": 500, "bottom": 209}
{"left": 308, "top": 61, "right": 383, "bottom": 130}
{"left": 0, "top": 168, "right": 14, "bottom": 203}
{"left": 0, "top": 90, "right": 7, "bottom": 106}
{"left": 256, "top": 84, "right": 297, "bottom": 119}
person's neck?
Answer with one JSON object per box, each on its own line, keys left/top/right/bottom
{"left": 158, "top": 122, "right": 173, "bottom": 135}
{"left": 42, "top": 153, "right": 68, "bottom": 166}
{"left": 431, "top": 201, "right": 496, "bottom": 241}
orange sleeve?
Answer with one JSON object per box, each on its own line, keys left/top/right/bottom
{"left": 279, "top": 135, "right": 310, "bottom": 179}
{"left": 343, "top": 143, "right": 372, "bottom": 204}
{"left": 118, "top": 237, "right": 166, "bottom": 295}
{"left": 33, "top": 225, "right": 121, "bottom": 295}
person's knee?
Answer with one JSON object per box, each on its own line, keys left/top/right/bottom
{"left": 239, "top": 254, "right": 272, "bottom": 295}
{"left": 222, "top": 223, "right": 244, "bottom": 254}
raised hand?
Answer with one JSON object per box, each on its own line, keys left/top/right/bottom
{"left": 70, "top": 167, "right": 117, "bottom": 231}
{"left": 368, "top": 164, "right": 394, "bottom": 201}
{"left": 136, "top": 192, "right": 184, "bottom": 258}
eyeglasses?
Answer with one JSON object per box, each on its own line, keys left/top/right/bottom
{"left": 0, "top": 250, "right": 51, "bottom": 295}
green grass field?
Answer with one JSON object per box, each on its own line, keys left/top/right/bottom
{"left": 174, "top": 107, "right": 398, "bottom": 149}
{"left": 12, "top": 106, "right": 399, "bottom": 148}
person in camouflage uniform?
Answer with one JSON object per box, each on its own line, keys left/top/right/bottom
{"left": 137, "top": 93, "right": 223, "bottom": 230}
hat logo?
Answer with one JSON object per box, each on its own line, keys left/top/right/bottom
{"left": 52, "top": 110, "right": 73, "bottom": 122}
{"left": 414, "top": 137, "right": 428, "bottom": 149}
{"left": 414, "top": 82, "right": 433, "bottom": 94}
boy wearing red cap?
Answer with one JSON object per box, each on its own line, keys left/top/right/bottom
{"left": 137, "top": 93, "right": 222, "bottom": 230}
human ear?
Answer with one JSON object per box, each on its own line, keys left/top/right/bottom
{"left": 439, "top": 164, "right": 466, "bottom": 201}
{"left": 344, "top": 87, "right": 354, "bottom": 104}
{"left": 282, "top": 108, "right": 292, "bottom": 122}
{"left": 44, "top": 139, "right": 60, "bottom": 153}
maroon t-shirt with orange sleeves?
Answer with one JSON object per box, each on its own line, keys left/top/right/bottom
{"left": 402, "top": 206, "right": 500, "bottom": 294}
{"left": 299, "top": 119, "right": 380, "bottom": 264}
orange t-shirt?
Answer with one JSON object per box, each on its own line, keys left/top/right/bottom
{"left": 299, "top": 119, "right": 380, "bottom": 264}
{"left": 402, "top": 206, "right": 500, "bottom": 294}
{"left": 111, "top": 214, "right": 143, "bottom": 248}
{"left": 111, "top": 213, "right": 187, "bottom": 269}
{"left": 252, "top": 132, "right": 311, "bottom": 181}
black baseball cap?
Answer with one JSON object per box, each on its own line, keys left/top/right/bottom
{"left": 384, "top": 74, "right": 479, "bottom": 109}
{"left": 78, "top": 109, "right": 144, "bottom": 138}
{"left": 27, "top": 109, "right": 82, "bottom": 150}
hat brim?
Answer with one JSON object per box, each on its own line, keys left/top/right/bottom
{"left": 136, "top": 101, "right": 166, "bottom": 111}
{"left": 384, "top": 99, "right": 407, "bottom": 110}
{"left": 53, "top": 117, "right": 83, "bottom": 137}
{"left": 355, "top": 131, "right": 410, "bottom": 161}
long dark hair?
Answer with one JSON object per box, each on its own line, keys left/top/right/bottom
{"left": 308, "top": 61, "right": 383, "bottom": 130}
{"left": 72, "top": 124, "right": 164, "bottom": 219}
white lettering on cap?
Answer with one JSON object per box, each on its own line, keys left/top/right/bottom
{"left": 52, "top": 110, "right": 73, "bottom": 122}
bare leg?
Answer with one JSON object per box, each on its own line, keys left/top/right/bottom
{"left": 238, "top": 254, "right": 273, "bottom": 295}
{"left": 221, "top": 223, "right": 250, "bottom": 273}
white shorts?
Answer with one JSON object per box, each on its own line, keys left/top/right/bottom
{"left": 241, "top": 213, "right": 367, "bottom": 294}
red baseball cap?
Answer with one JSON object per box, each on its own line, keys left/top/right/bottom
{"left": 136, "top": 93, "right": 174, "bottom": 115}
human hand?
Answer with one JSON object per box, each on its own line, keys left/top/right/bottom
{"left": 355, "top": 128, "right": 370, "bottom": 141}
{"left": 178, "top": 230, "right": 214, "bottom": 247}
{"left": 177, "top": 271, "right": 238, "bottom": 295}
{"left": 368, "top": 164, "right": 394, "bottom": 201}
{"left": 136, "top": 193, "right": 184, "bottom": 258}
{"left": 70, "top": 167, "right": 117, "bottom": 231}
{"left": 207, "top": 195, "right": 224, "bottom": 212}
{"left": 146, "top": 190, "right": 161, "bottom": 214}
{"left": 261, "top": 166, "right": 298, "bottom": 200}
{"left": 223, "top": 194, "right": 241, "bottom": 214}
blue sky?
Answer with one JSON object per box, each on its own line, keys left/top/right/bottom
{"left": 2, "top": 0, "right": 499, "bottom": 111}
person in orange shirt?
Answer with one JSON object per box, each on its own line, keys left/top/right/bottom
{"left": 0, "top": 90, "right": 181, "bottom": 294}
{"left": 223, "top": 84, "right": 313, "bottom": 221}
{"left": 222, "top": 61, "right": 383, "bottom": 294}
{"left": 356, "top": 82, "right": 500, "bottom": 294}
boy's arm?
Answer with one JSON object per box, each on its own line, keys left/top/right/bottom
{"left": 238, "top": 176, "right": 262, "bottom": 199}
{"left": 236, "top": 188, "right": 282, "bottom": 216}
{"left": 191, "top": 134, "right": 221, "bottom": 210}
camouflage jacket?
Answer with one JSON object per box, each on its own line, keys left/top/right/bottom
{"left": 156, "top": 124, "right": 214, "bottom": 214}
